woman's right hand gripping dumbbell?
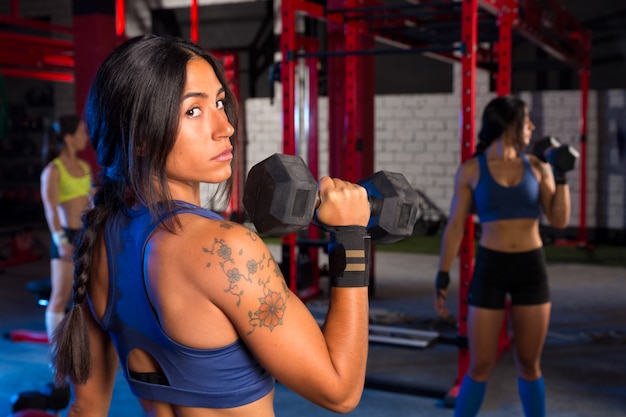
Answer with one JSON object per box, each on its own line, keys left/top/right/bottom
{"left": 316, "top": 177, "right": 371, "bottom": 228}
{"left": 317, "top": 177, "right": 372, "bottom": 289}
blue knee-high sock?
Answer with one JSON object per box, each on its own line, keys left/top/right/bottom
{"left": 518, "top": 376, "right": 545, "bottom": 417}
{"left": 454, "top": 375, "right": 486, "bottom": 417}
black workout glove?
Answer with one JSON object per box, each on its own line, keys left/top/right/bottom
{"left": 435, "top": 271, "right": 450, "bottom": 291}
{"left": 546, "top": 144, "right": 578, "bottom": 185}
{"left": 547, "top": 152, "right": 567, "bottom": 185}
{"left": 327, "top": 226, "right": 371, "bottom": 287}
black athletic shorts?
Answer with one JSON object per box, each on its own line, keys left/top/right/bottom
{"left": 467, "top": 246, "right": 550, "bottom": 309}
{"left": 49, "top": 228, "right": 81, "bottom": 260}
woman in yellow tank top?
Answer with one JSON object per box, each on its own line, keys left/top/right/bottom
{"left": 40, "top": 115, "right": 92, "bottom": 346}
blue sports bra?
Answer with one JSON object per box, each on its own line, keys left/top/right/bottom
{"left": 473, "top": 154, "right": 541, "bottom": 222}
{"left": 90, "top": 201, "right": 274, "bottom": 408}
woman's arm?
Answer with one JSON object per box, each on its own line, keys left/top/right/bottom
{"left": 185, "top": 177, "right": 371, "bottom": 413}
{"left": 40, "top": 164, "right": 73, "bottom": 258}
{"left": 535, "top": 158, "right": 571, "bottom": 229}
{"left": 438, "top": 163, "right": 475, "bottom": 272}
{"left": 434, "top": 162, "right": 474, "bottom": 317}
{"left": 40, "top": 164, "right": 62, "bottom": 233}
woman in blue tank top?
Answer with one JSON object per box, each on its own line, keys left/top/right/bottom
{"left": 434, "top": 96, "right": 573, "bottom": 417}
{"left": 51, "top": 35, "right": 372, "bottom": 417}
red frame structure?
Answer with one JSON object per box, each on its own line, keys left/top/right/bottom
{"left": 1, "top": 1, "right": 248, "bottom": 220}
{"left": 280, "top": 0, "right": 591, "bottom": 406}
{"left": 206, "top": 51, "right": 242, "bottom": 220}
{"left": 298, "top": 36, "right": 323, "bottom": 299}
{"left": 0, "top": 5, "right": 74, "bottom": 83}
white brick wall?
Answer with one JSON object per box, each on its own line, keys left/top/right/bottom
{"left": 607, "top": 175, "right": 624, "bottom": 229}
{"left": 245, "top": 88, "right": 623, "bottom": 231}
{"left": 604, "top": 91, "right": 626, "bottom": 230}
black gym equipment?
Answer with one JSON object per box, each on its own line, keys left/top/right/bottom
{"left": 7, "top": 286, "right": 70, "bottom": 416}
{"left": 243, "top": 153, "right": 421, "bottom": 244}
{"left": 412, "top": 188, "right": 448, "bottom": 236}
{"left": 532, "top": 136, "right": 580, "bottom": 185}
{"left": 10, "top": 411, "right": 56, "bottom": 417}
{"left": 6, "top": 279, "right": 53, "bottom": 343}
{"left": 10, "top": 382, "right": 70, "bottom": 415}
{"left": 532, "top": 136, "right": 580, "bottom": 173}
{"left": 27, "top": 279, "right": 52, "bottom": 307}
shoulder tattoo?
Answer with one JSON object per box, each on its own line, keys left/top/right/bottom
{"left": 202, "top": 236, "right": 289, "bottom": 335}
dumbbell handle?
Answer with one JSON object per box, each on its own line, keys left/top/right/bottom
{"left": 538, "top": 136, "right": 561, "bottom": 159}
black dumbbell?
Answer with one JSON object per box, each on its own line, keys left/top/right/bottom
{"left": 26, "top": 279, "right": 52, "bottom": 307}
{"left": 10, "top": 383, "right": 70, "bottom": 413}
{"left": 243, "top": 153, "right": 421, "bottom": 244}
{"left": 532, "top": 136, "right": 579, "bottom": 173}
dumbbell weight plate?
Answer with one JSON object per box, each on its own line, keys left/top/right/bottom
{"left": 532, "top": 136, "right": 560, "bottom": 162}
{"left": 358, "top": 171, "right": 421, "bottom": 244}
{"left": 40, "top": 383, "right": 70, "bottom": 411}
{"left": 11, "top": 391, "right": 48, "bottom": 412}
{"left": 548, "top": 144, "right": 579, "bottom": 173}
{"left": 243, "top": 153, "right": 318, "bottom": 236}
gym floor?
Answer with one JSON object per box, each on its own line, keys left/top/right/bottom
{"left": 1, "top": 230, "right": 625, "bottom": 417}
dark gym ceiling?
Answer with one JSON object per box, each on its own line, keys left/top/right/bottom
{"left": 1, "top": 0, "right": 626, "bottom": 96}
{"left": 155, "top": 0, "right": 626, "bottom": 96}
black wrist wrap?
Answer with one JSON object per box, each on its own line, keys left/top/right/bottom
{"left": 553, "top": 169, "right": 567, "bottom": 185}
{"left": 327, "top": 226, "right": 371, "bottom": 287}
{"left": 436, "top": 271, "right": 450, "bottom": 290}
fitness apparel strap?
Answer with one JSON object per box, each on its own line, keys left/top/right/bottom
{"left": 552, "top": 168, "right": 567, "bottom": 185}
{"left": 327, "top": 226, "right": 371, "bottom": 287}
{"left": 436, "top": 271, "right": 450, "bottom": 290}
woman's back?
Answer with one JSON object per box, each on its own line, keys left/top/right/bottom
{"left": 88, "top": 204, "right": 274, "bottom": 410}
{"left": 41, "top": 156, "right": 91, "bottom": 229}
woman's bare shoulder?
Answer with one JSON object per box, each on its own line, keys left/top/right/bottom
{"left": 185, "top": 215, "right": 264, "bottom": 244}
{"left": 146, "top": 214, "right": 273, "bottom": 290}
{"left": 160, "top": 214, "right": 270, "bottom": 264}
{"left": 525, "top": 153, "right": 546, "bottom": 168}
{"left": 456, "top": 156, "right": 479, "bottom": 183}
{"left": 461, "top": 156, "right": 479, "bottom": 170}
{"left": 40, "top": 161, "right": 59, "bottom": 182}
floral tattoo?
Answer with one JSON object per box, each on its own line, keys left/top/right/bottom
{"left": 202, "top": 236, "right": 288, "bottom": 334}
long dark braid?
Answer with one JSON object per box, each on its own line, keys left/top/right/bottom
{"left": 51, "top": 179, "right": 125, "bottom": 385}
{"left": 51, "top": 34, "right": 238, "bottom": 386}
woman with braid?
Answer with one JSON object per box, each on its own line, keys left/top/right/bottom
{"left": 40, "top": 114, "right": 92, "bottom": 344}
{"left": 434, "top": 96, "right": 574, "bottom": 416}
{"left": 52, "top": 34, "right": 372, "bottom": 417}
